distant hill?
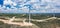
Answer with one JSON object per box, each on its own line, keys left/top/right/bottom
{"left": 0, "top": 13, "right": 60, "bottom": 19}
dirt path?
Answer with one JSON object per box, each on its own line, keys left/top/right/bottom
{"left": 0, "top": 19, "right": 33, "bottom": 26}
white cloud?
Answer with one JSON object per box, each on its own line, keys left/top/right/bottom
{"left": 30, "top": 0, "right": 37, "bottom": 2}
{"left": 4, "top": 0, "right": 13, "bottom": 5}
{"left": 30, "top": 10, "right": 37, "bottom": 13}
{"left": 33, "top": 4, "right": 40, "bottom": 9}
{"left": 12, "top": 2, "right": 17, "bottom": 6}
{"left": 21, "top": 6, "right": 29, "bottom": 13}
{"left": 40, "top": 10, "right": 46, "bottom": 13}
{"left": 0, "top": 0, "right": 60, "bottom": 13}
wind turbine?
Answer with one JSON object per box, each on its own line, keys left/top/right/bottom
{"left": 24, "top": 4, "right": 32, "bottom": 23}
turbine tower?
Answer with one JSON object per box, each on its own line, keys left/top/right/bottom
{"left": 24, "top": 4, "right": 32, "bottom": 23}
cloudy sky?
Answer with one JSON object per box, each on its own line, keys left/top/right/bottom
{"left": 0, "top": 0, "right": 60, "bottom": 13}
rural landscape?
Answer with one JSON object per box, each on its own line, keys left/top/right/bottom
{"left": 0, "top": 0, "right": 60, "bottom": 28}
{"left": 0, "top": 13, "right": 60, "bottom": 28}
